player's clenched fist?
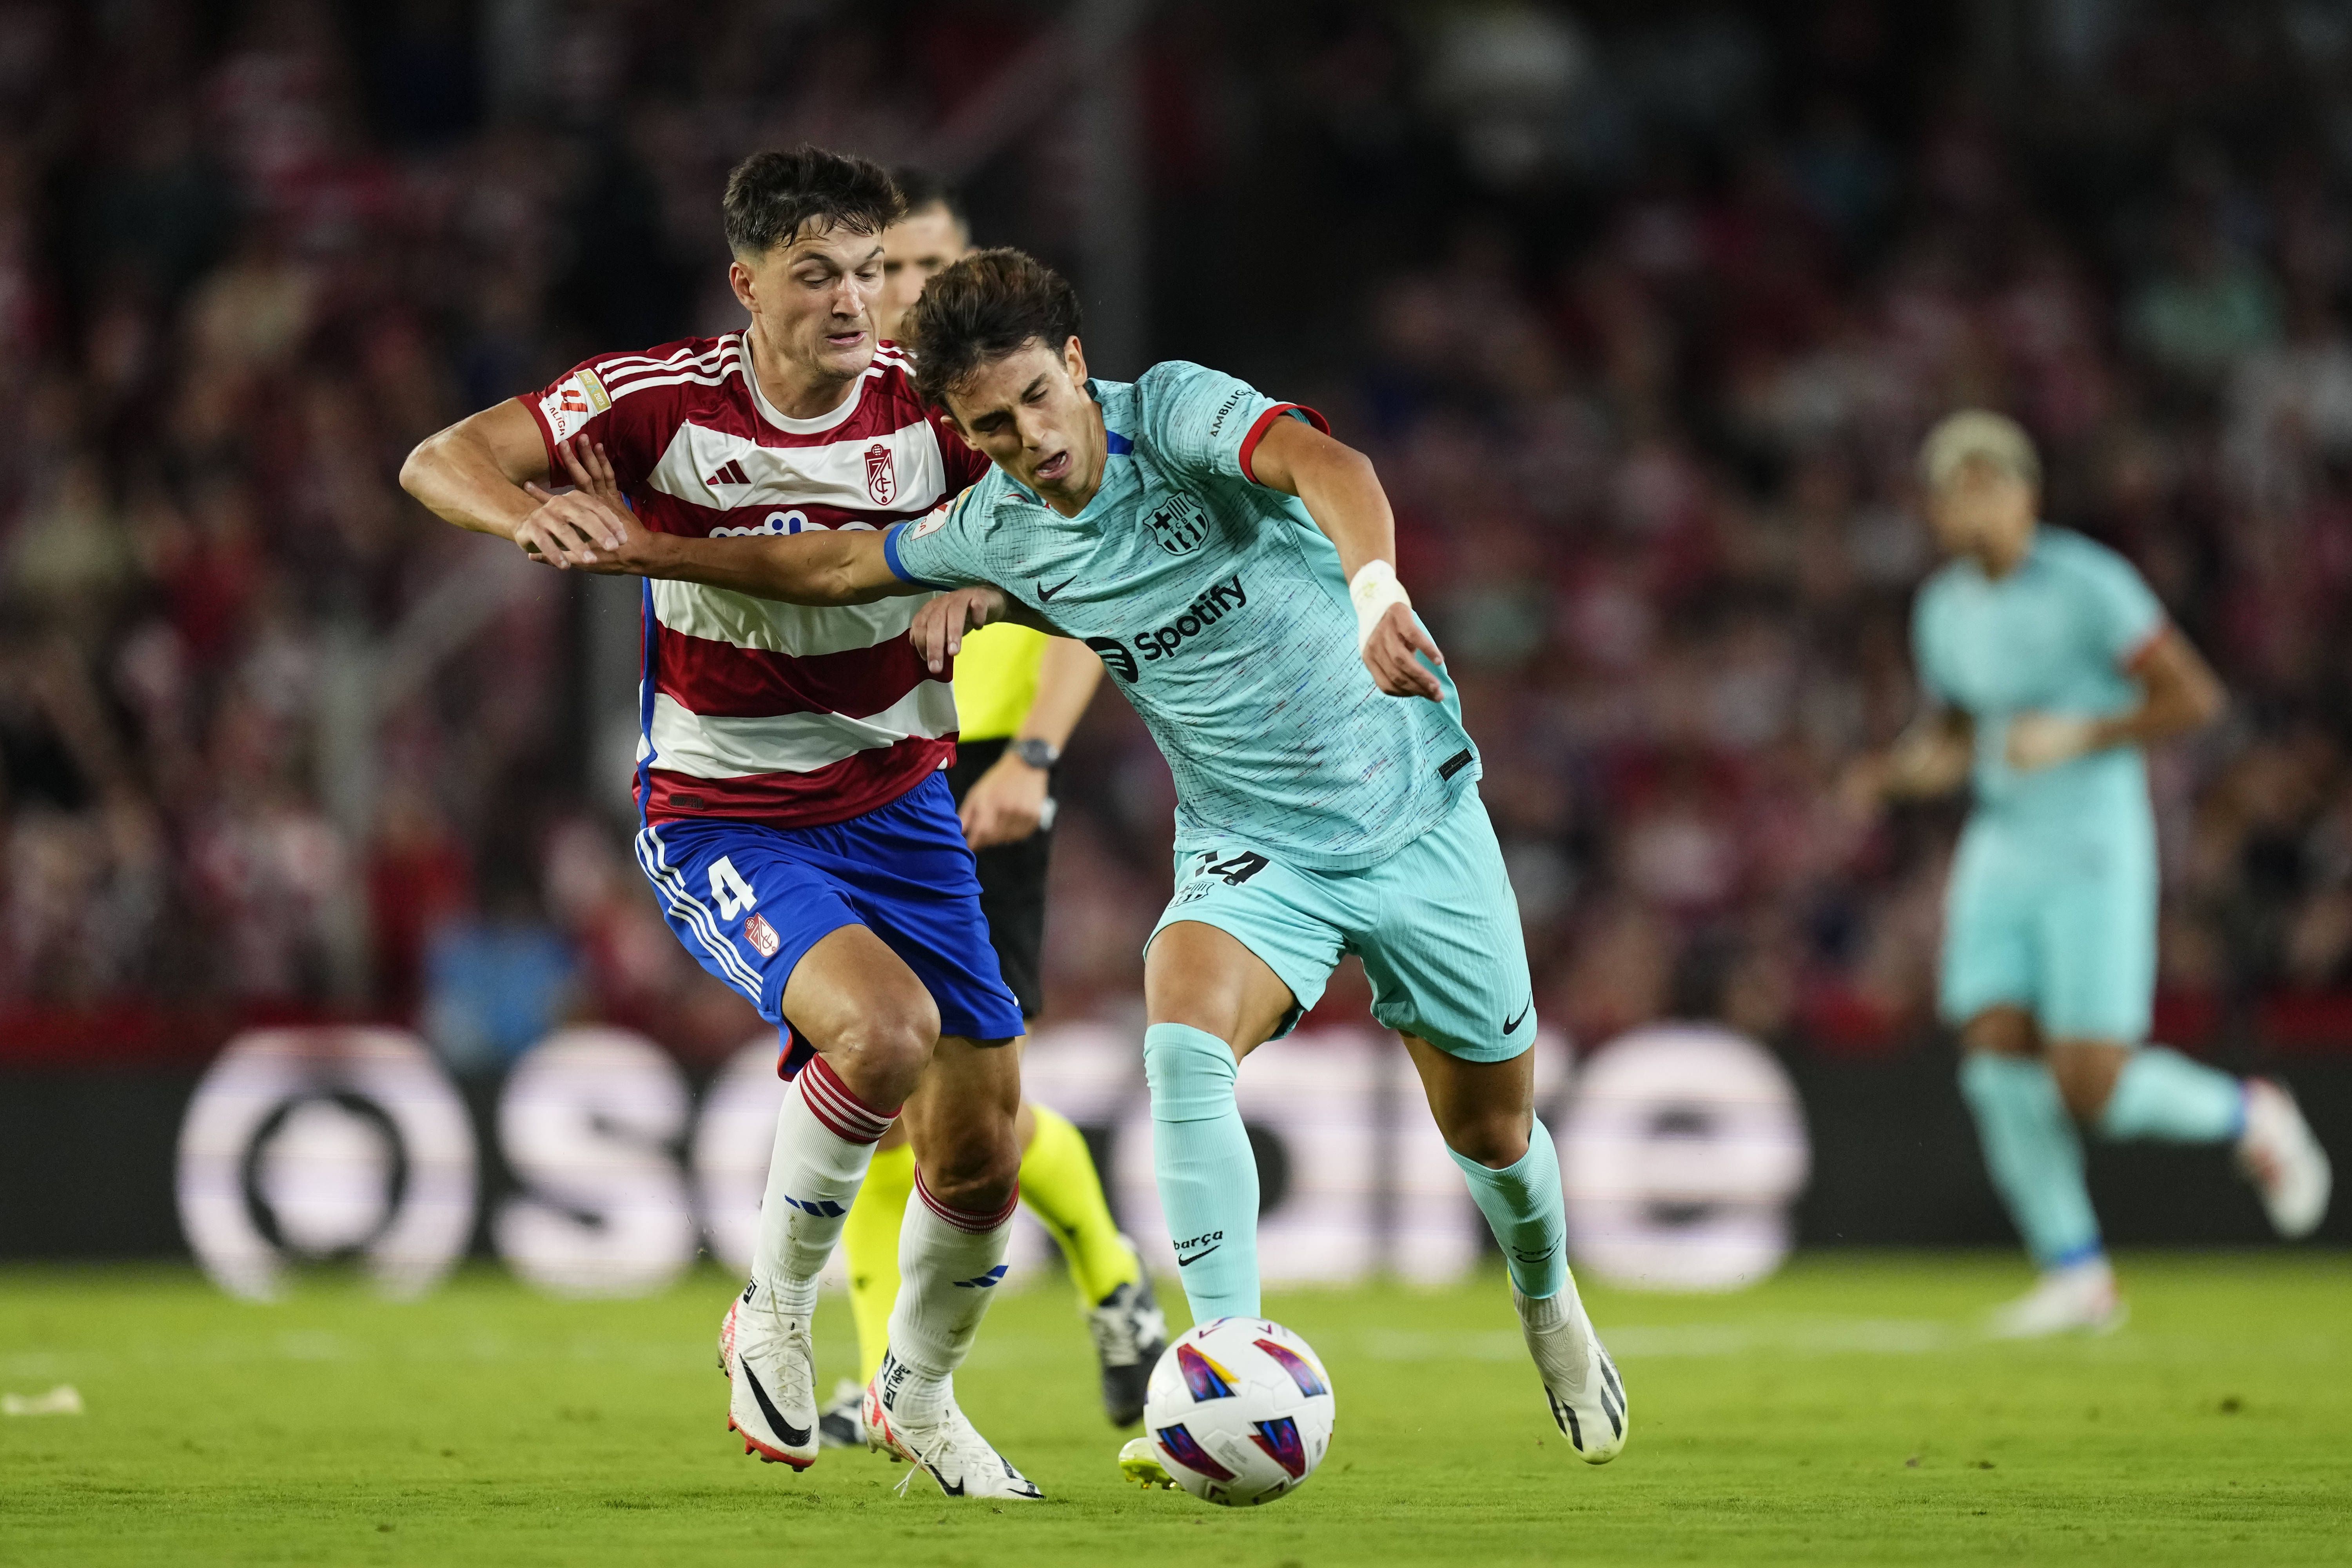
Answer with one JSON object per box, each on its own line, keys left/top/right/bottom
{"left": 517, "top": 439, "right": 646, "bottom": 572}
{"left": 1350, "top": 562, "right": 1446, "bottom": 701}
{"left": 911, "top": 585, "right": 1014, "bottom": 673}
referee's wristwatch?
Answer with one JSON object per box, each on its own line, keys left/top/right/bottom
{"left": 1010, "top": 737, "right": 1060, "bottom": 771}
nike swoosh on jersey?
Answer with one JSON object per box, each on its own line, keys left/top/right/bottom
{"left": 1176, "top": 1244, "right": 1221, "bottom": 1268}
{"left": 1038, "top": 577, "right": 1076, "bottom": 601}
{"left": 1504, "top": 1000, "right": 1532, "bottom": 1034}
{"left": 741, "top": 1363, "right": 811, "bottom": 1447}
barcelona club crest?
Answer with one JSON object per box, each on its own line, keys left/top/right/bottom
{"left": 1147, "top": 493, "right": 1209, "bottom": 555}
{"left": 864, "top": 442, "right": 897, "bottom": 505}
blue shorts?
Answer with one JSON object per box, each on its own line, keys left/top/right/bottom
{"left": 1146, "top": 788, "right": 1535, "bottom": 1062}
{"left": 634, "top": 773, "right": 1025, "bottom": 1076}
{"left": 1940, "top": 813, "right": 2157, "bottom": 1044}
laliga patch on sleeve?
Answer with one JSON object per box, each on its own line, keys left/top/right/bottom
{"left": 909, "top": 502, "right": 952, "bottom": 538}
{"left": 538, "top": 367, "right": 612, "bottom": 442}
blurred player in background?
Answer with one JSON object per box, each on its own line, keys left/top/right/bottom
{"left": 530, "top": 249, "right": 1632, "bottom": 1475}
{"left": 1852, "top": 411, "right": 2334, "bottom": 1336}
{"left": 400, "top": 147, "right": 1042, "bottom": 1499}
{"left": 818, "top": 169, "right": 1166, "bottom": 1450}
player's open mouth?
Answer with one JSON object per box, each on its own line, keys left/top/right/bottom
{"left": 826, "top": 330, "right": 866, "bottom": 348}
{"left": 1035, "top": 450, "right": 1071, "bottom": 482}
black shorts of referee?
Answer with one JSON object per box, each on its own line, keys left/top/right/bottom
{"left": 945, "top": 737, "right": 1054, "bottom": 1020}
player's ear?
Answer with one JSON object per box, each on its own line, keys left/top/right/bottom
{"left": 942, "top": 405, "right": 982, "bottom": 452}
{"left": 727, "top": 258, "right": 757, "bottom": 314}
{"left": 1062, "top": 335, "right": 1088, "bottom": 386}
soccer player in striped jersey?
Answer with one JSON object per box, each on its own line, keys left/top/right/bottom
{"left": 1850, "top": 411, "right": 2332, "bottom": 1336}
{"left": 400, "top": 147, "right": 1041, "bottom": 1499}
{"left": 818, "top": 169, "right": 1167, "bottom": 1448}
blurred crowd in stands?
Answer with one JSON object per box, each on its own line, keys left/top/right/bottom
{"left": 7, "top": 0, "right": 2352, "bottom": 1069}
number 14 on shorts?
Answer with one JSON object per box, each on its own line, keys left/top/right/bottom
{"left": 1179, "top": 849, "right": 1268, "bottom": 901}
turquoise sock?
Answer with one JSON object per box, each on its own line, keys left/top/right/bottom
{"left": 1448, "top": 1118, "right": 1568, "bottom": 1299}
{"left": 2097, "top": 1047, "right": 2247, "bottom": 1143}
{"left": 1143, "top": 1022, "right": 1260, "bottom": 1320}
{"left": 1958, "top": 1052, "right": 2103, "bottom": 1268}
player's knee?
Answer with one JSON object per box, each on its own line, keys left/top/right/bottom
{"left": 1960, "top": 1007, "right": 2037, "bottom": 1059}
{"left": 1443, "top": 1109, "right": 1532, "bottom": 1170}
{"left": 2048, "top": 1047, "right": 2123, "bottom": 1122}
{"left": 830, "top": 996, "right": 940, "bottom": 1103}
{"left": 917, "top": 1128, "right": 1021, "bottom": 1213}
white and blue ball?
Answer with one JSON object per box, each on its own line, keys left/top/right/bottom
{"left": 1140, "top": 1317, "right": 1336, "bottom": 1506}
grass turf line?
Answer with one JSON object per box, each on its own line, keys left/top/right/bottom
{"left": 1, "top": 1252, "right": 2346, "bottom": 1566}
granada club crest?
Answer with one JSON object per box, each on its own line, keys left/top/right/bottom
{"left": 864, "top": 442, "right": 897, "bottom": 505}
{"left": 1147, "top": 493, "right": 1209, "bottom": 555}
{"left": 742, "top": 913, "right": 781, "bottom": 958}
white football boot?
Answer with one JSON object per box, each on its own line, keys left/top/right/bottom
{"left": 1985, "top": 1257, "right": 2127, "bottom": 1339}
{"left": 863, "top": 1352, "right": 1044, "bottom": 1500}
{"left": 717, "top": 1280, "right": 819, "bottom": 1468}
{"left": 1515, "top": 1283, "right": 1629, "bottom": 1464}
{"left": 2237, "top": 1079, "right": 2332, "bottom": 1239}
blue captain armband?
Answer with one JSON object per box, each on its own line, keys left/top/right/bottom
{"left": 882, "top": 517, "right": 948, "bottom": 587}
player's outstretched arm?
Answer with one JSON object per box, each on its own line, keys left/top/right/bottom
{"left": 1245, "top": 416, "right": 1445, "bottom": 701}
{"left": 400, "top": 399, "right": 597, "bottom": 553}
{"left": 526, "top": 440, "right": 917, "bottom": 606}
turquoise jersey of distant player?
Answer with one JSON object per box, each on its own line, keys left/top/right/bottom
{"left": 884, "top": 362, "right": 1480, "bottom": 873}
{"left": 1913, "top": 526, "right": 2167, "bottom": 1040}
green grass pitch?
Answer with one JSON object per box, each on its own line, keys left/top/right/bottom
{"left": 3, "top": 1252, "right": 2347, "bottom": 1565}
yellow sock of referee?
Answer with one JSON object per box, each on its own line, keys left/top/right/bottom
{"left": 1018, "top": 1103, "right": 1141, "bottom": 1305}
{"left": 843, "top": 1140, "right": 916, "bottom": 1386}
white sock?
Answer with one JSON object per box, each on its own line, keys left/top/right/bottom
{"left": 882, "top": 1169, "right": 1018, "bottom": 1419}
{"left": 752, "top": 1054, "right": 896, "bottom": 1315}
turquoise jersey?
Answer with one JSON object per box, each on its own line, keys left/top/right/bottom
{"left": 886, "top": 362, "right": 1478, "bottom": 872}
{"left": 1912, "top": 526, "right": 2165, "bottom": 838}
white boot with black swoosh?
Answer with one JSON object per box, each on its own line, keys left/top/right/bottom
{"left": 717, "top": 1279, "right": 820, "bottom": 1469}
{"left": 863, "top": 1350, "right": 1044, "bottom": 1499}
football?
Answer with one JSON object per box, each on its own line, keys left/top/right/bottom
{"left": 1140, "top": 1317, "right": 1337, "bottom": 1506}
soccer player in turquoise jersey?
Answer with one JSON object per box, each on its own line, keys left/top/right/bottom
{"left": 527, "top": 248, "right": 1629, "bottom": 1472}
{"left": 1851, "top": 410, "right": 2333, "bottom": 1336}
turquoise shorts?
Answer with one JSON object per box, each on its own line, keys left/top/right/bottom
{"left": 1146, "top": 789, "right": 1535, "bottom": 1062}
{"left": 1939, "top": 813, "right": 2157, "bottom": 1044}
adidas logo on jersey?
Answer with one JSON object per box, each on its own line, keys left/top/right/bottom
{"left": 704, "top": 459, "right": 751, "bottom": 488}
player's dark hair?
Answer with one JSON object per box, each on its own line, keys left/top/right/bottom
{"left": 722, "top": 145, "right": 904, "bottom": 260}
{"left": 908, "top": 248, "right": 1083, "bottom": 408}
{"left": 891, "top": 166, "right": 967, "bottom": 229}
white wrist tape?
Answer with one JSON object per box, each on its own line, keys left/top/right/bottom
{"left": 1349, "top": 559, "right": 1412, "bottom": 651}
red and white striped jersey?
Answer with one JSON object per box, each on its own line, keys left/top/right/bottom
{"left": 521, "top": 332, "right": 989, "bottom": 828}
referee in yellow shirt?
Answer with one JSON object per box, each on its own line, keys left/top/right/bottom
{"left": 818, "top": 171, "right": 1167, "bottom": 1447}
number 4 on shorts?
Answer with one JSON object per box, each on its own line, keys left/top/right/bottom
{"left": 708, "top": 856, "right": 759, "bottom": 920}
